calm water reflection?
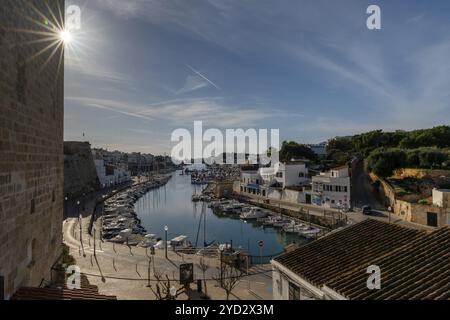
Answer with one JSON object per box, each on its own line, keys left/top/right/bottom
{"left": 135, "top": 171, "right": 307, "bottom": 259}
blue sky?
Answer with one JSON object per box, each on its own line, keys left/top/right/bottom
{"left": 64, "top": 0, "right": 450, "bottom": 154}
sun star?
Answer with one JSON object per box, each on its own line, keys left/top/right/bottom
{"left": 60, "top": 30, "right": 73, "bottom": 44}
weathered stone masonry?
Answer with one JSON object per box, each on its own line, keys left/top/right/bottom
{"left": 0, "top": 0, "right": 65, "bottom": 299}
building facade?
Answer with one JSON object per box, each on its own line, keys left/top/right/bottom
{"left": 127, "top": 152, "right": 154, "bottom": 176}
{"left": 311, "top": 166, "right": 351, "bottom": 209}
{"left": 239, "top": 162, "right": 310, "bottom": 198}
{"left": 94, "top": 158, "right": 131, "bottom": 188}
{"left": 0, "top": 0, "right": 65, "bottom": 299}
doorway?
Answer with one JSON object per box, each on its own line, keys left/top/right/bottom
{"left": 427, "top": 212, "right": 438, "bottom": 227}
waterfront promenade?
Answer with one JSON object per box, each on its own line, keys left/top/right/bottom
{"left": 63, "top": 215, "right": 273, "bottom": 300}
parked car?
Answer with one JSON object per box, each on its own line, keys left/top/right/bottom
{"left": 362, "top": 205, "right": 372, "bottom": 215}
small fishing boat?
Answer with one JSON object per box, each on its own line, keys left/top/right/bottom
{"left": 283, "top": 223, "right": 308, "bottom": 234}
{"left": 299, "top": 228, "right": 321, "bottom": 238}
{"left": 240, "top": 207, "right": 268, "bottom": 220}
{"left": 170, "top": 235, "right": 192, "bottom": 250}
{"left": 272, "top": 219, "right": 292, "bottom": 228}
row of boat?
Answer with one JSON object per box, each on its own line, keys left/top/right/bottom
{"left": 207, "top": 199, "right": 322, "bottom": 239}
{"left": 187, "top": 165, "right": 240, "bottom": 185}
{"left": 101, "top": 175, "right": 171, "bottom": 247}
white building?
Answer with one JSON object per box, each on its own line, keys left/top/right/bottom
{"left": 432, "top": 189, "right": 450, "bottom": 225}
{"left": 259, "top": 161, "right": 309, "bottom": 188}
{"left": 94, "top": 158, "right": 131, "bottom": 188}
{"left": 239, "top": 166, "right": 265, "bottom": 196}
{"left": 311, "top": 166, "right": 351, "bottom": 209}
{"left": 432, "top": 189, "right": 450, "bottom": 208}
{"left": 239, "top": 162, "right": 310, "bottom": 198}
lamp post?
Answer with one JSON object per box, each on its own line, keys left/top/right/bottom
{"left": 93, "top": 227, "right": 96, "bottom": 257}
{"left": 164, "top": 225, "right": 169, "bottom": 259}
{"left": 77, "top": 200, "right": 86, "bottom": 257}
{"left": 219, "top": 244, "right": 225, "bottom": 287}
{"left": 64, "top": 196, "right": 68, "bottom": 215}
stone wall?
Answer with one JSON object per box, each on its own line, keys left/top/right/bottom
{"left": 0, "top": 0, "right": 65, "bottom": 299}
{"left": 370, "top": 173, "right": 448, "bottom": 227}
{"left": 64, "top": 141, "right": 100, "bottom": 199}
{"left": 267, "top": 188, "right": 304, "bottom": 204}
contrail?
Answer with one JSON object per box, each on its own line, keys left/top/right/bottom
{"left": 186, "top": 64, "right": 221, "bottom": 90}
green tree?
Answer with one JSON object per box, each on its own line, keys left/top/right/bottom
{"left": 279, "top": 141, "right": 317, "bottom": 162}
{"left": 366, "top": 148, "right": 407, "bottom": 177}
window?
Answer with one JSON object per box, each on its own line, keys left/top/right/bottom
{"left": 299, "top": 172, "right": 304, "bottom": 178}
{"left": 276, "top": 172, "right": 283, "bottom": 178}
{"left": 289, "top": 282, "right": 301, "bottom": 300}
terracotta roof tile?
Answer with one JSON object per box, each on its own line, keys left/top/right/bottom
{"left": 11, "top": 287, "right": 117, "bottom": 300}
{"left": 328, "top": 226, "right": 450, "bottom": 300}
{"left": 274, "top": 220, "right": 449, "bottom": 300}
{"left": 274, "top": 219, "right": 425, "bottom": 287}
{"left": 12, "top": 274, "right": 117, "bottom": 300}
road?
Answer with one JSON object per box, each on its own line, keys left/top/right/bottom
{"left": 351, "top": 160, "right": 384, "bottom": 211}
{"left": 63, "top": 216, "right": 273, "bottom": 300}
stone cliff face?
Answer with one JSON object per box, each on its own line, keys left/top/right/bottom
{"left": 64, "top": 142, "right": 101, "bottom": 199}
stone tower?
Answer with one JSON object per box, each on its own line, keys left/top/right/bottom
{"left": 0, "top": 0, "right": 65, "bottom": 299}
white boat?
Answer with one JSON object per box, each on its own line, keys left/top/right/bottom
{"left": 222, "top": 202, "right": 244, "bottom": 214}
{"left": 154, "top": 240, "right": 167, "bottom": 249}
{"left": 283, "top": 223, "right": 308, "bottom": 234}
{"left": 138, "top": 238, "right": 157, "bottom": 248}
{"left": 109, "top": 228, "right": 132, "bottom": 243}
{"left": 299, "top": 228, "right": 321, "bottom": 238}
{"left": 240, "top": 207, "right": 268, "bottom": 220}
{"left": 170, "top": 235, "right": 192, "bottom": 249}
{"left": 272, "top": 219, "right": 292, "bottom": 228}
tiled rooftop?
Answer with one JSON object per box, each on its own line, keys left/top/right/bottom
{"left": 327, "top": 226, "right": 450, "bottom": 300}
{"left": 11, "top": 287, "right": 117, "bottom": 300}
{"left": 274, "top": 219, "right": 450, "bottom": 300}
{"left": 274, "top": 219, "right": 425, "bottom": 287}
{"left": 11, "top": 274, "right": 117, "bottom": 300}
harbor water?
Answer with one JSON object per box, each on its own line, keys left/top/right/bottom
{"left": 135, "top": 171, "right": 308, "bottom": 262}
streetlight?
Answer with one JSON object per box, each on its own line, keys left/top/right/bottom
{"left": 77, "top": 200, "right": 86, "bottom": 257}
{"left": 219, "top": 244, "right": 225, "bottom": 287}
{"left": 93, "top": 227, "right": 96, "bottom": 257}
{"left": 164, "top": 226, "right": 169, "bottom": 259}
{"left": 77, "top": 200, "right": 81, "bottom": 217}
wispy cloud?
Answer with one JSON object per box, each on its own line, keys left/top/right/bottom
{"left": 177, "top": 74, "right": 210, "bottom": 94}
{"left": 186, "top": 64, "right": 221, "bottom": 90}
{"left": 68, "top": 0, "right": 450, "bottom": 152}
{"left": 66, "top": 96, "right": 154, "bottom": 121}
{"left": 66, "top": 96, "right": 281, "bottom": 128}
